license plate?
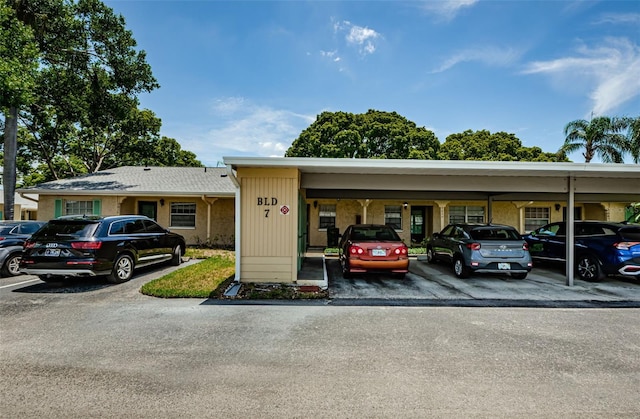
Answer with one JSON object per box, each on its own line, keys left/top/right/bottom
{"left": 372, "top": 249, "right": 386, "bottom": 256}
{"left": 44, "top": 249, "right": 61, "bottom": 257}
{"left": 498, "top": 262, "right": 511, "bottom": 270}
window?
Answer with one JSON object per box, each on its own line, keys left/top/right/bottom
{"left": 384, "top": 205, "right": 402, "bottom": 230}
{"left": 449, "top": 206, "right": 484, "bottom": 223}
{"left": 65, "top": 200, "right": 93, "bottom": 216}
{"left": 170, "top": 202, "right": 196, "bottom": 227}
{"left": 318, "top": 204, "right": 336, "bottom": 229}
{"left": 524, "top": 207, "right": 550, "bottom": 232}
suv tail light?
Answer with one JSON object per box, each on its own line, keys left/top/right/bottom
{"left": 71, "top": 241, "right": 103, "bottom": 250}
{"left": 523, "top": 242, "right": 529, "bottom": 251}
{"left": 466, "top": 242, "right": 481, "bottom": 251}
{"left": 614, "top": 241, "right": 640, "bottom": 250}
{"left": 24, "top": 240, "right": 35, "bottom": 249}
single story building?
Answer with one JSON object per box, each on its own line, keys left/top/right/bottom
{"left": 0, "top": 190, "right": 38, "bottom": 220}
{"left": 17, "top": 166, "right": 236, "bottom": 246}
{"left": 222, "top": 157, "right": 640, "bottom": 286}
{"left": 16, "top": 159, "right": 640, "bottom": 286}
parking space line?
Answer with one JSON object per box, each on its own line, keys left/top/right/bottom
{"left": 0, "top": 278, "right": 41, "bottom": 289}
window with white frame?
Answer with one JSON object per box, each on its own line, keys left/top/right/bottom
{"left": 449, "top": 206, "right": 485, "bottom": 223}
{"left": 318, "top": 204, "right": 336, "bottom": 229}
{"left": 170, "top": 202, "right": 196, "bottom": 227}
{"left": 525, "top": 207, "right": 550, "bottom": 232}
{"left": 65, "top": 200, "right": 93, "bottom": 216}
{"left": 385, "top": 205, "right": 402, "bottom": 230}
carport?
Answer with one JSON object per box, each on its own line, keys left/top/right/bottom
{"left": 224, "top": 157, "right": 640, "bottom": 286}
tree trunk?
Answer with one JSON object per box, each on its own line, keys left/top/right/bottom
{"left": 3, "top": 107, "right": 18, "bottom": 221}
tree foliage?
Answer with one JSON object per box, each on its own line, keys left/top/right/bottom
{"left": 286, "top": 111, "right": 567, "bottom": 162}
{"left": 628, "top": 117, "right": 640, "bottom": 164}
{"left": 285, "top": 110, "right": 440, "bottom": 159}
{"left": 438, "top": 130, "right": 567, "bottom": 162}
{"left": 560, "top": 116, "right": 631, "bottom": 163}
{"left": 1, "top": 0, "right": 202, "bottom": 192}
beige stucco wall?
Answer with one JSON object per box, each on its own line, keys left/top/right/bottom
{"left": 238, "top": 168, "right": 300, "bottom": 283}
{"left": 36, "top": 194, "right": 235, "bottom": 246}
{"left": 305, "top": 199, "right": 635, "bottom": 248}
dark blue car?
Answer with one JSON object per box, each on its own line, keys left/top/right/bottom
{"left": 523, "top": 221, "right": 640, "bottom": 281}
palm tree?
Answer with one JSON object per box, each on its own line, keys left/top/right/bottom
{"left": 629, "top": 117, "right": 640, "bottom": 164}
{"left": 559, "top": 116, "right": 630, "bottom": 163}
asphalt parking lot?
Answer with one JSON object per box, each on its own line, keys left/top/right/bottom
{"left": 2, "top": 261, "right": 640, "bottom": 418}
{"left": 323, "top": 256, "right": 640, "bottom": 307}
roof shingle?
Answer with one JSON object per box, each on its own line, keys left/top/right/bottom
{"left": 18, "top": 166, "right": 236, "bottom": 196}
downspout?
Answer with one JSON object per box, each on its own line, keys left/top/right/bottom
{"left": 200, "top": 196, "right": 214, "bottom": 242}
{"left": 226, "top": 165, "right": 241, "bottom": 283}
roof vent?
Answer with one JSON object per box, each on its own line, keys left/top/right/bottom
{"left": 143, "top": 167, "right": 151, "bottom": 171}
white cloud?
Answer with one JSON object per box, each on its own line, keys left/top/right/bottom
{"left": 593, "top": 12, "right": 640, "bottom": 25}
{"left": 521, "top": 37, "right": 640, "bottom": 115}
{"left": 420, "top": 0, "right": 478, "bottom": 22}
{"left": 175, "top": 98, "right": 316, "bottom": 165}
{"left": 333, "top": 20, "right": 381, "bottom": 56}
{"left": 431, "top": 46, "right": 522, "bottom": 73}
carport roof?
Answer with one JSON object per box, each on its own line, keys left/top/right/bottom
{"left": 224, "top": 157, "right": 640, "bottom": 202}
{"left": 223, "top": 157, "right": 640, "bottom": 178}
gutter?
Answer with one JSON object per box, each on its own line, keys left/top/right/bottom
{"left": 18, "top": 193, "right": 39, "bottom": 204}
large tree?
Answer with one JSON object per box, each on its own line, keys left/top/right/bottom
{"left": 16, "top": 0, "right": 161, "bottom": 178}
{"left": 285, "top": 110, "right": 440, "bottom": 159}
{"left": 1, "top": 2, "right": 39, "bottom": 220}
{"left": 2, "top": 0, "right": 203, "bottom": 198}
{"left": 559, "top": 116, "right": 630, "bottom": 163}
{"left": 438, "top": 130, "right": 566, "bottom": 162}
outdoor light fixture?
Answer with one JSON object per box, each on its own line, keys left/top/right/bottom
{"left": 403, "top": 202, "right": 408, "bottom": 210}
{"left": 555, "top": 203, "right": 561, "bottom": 211}
{"left": 313, "top": 200, "right": 318, "bottom": 209}
{"left": 160, "top": 199, "right": 165, "bottom": 207}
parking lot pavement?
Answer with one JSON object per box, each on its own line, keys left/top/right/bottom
{"left": 326, "top": 257, "right": 640, "bottom": 305}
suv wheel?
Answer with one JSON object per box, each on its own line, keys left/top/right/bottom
{"left": 453, "top": 256, "right": 470, "bottom": 279}
{"left": 171, "top": 245, "right": 182, "bottom": 266}
{"left": 107, "top": 254, "right": 134, "bottom": 283}
{"left": 1, "top": 253, "right": 22, "bottom": 277}
{"left": 577, "top": 254, "right": 604, "bottom": 282}
{"left": 426, "top": 247, "right": 436, "bottom": 264}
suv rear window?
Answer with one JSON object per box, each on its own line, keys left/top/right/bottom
{"left": 470, "top": 228, "right": 520, "bottom": 240}
{"left": 33, "top": 221, "right": 99, "bottom": 238}
{"left": 619, "top": 226, "right": 640, "bottom": 241}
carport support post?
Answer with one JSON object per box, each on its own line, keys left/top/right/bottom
{"left": 566, "top": 176, "right": 575, "bottom": 286}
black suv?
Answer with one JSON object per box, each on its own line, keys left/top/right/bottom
{"left": 0, "top": 221, "right": 46, "bottom": 277}
{"left": 20, "top": 215, "right": 185, "bottom": 283}
{"left": 523, "top": 221, "right": 640, "bottom": 281}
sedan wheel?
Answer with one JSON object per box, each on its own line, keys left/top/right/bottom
{"left": 1, "top": 253, "right": 22, "bottom": 277}
{"left": 453, "top": 257, "right": 470, "bottom": 279}
{"left": 341, "top": 258, "right": 352, "bottom": 279}
{"left": 577, "top": 254, "right": 604, "bottom": 282}
{"left": 107, "top": 254, "right": 134, "bottom": 284}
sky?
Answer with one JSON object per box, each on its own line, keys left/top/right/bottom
{"left": 104, "top": 0, "right": 640, "bottom": 166}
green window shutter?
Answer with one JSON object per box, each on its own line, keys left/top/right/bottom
{"left": 0, "top": 210, "right": 3, "bottom": 220}
{"left": 54, "top": 199, "right": 63, "bottom": 218}
{"left": 93, "top": 200, "right": 101, "bottom": 216}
